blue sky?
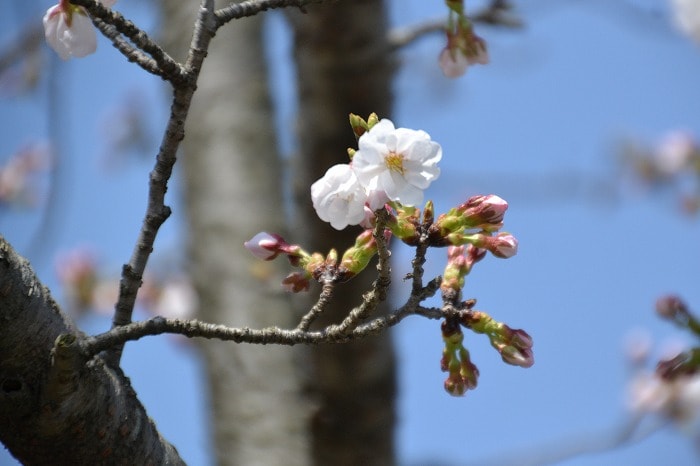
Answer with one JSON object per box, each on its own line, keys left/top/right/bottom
{"left": 2, "top": 1, "right": 700, "bottom": 465}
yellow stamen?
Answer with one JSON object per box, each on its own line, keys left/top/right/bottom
{"left": 385, "top": 151, "right": 405, "bottom": 175}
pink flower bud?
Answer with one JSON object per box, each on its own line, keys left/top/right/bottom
{"left": 466, "top": 245, "right": 487, "bottom": 268}
{"left": 488, "top": 233, "right": 518, "bottom": 258}
{"left": 465, "top": 34, "right": 489, "bottom": 65}
{"left": 655, "top": 295, "right": 690, "bottom": 322}
{"left": 500, "top": 345, "right": 534, "bottom": 368}
{"left": 462, "top": 194, "right": 508, "bottom": 229}
{"left": 43, "top": 3, "right": 98, "bottom": 60}
{"left": 444, "top": 375, "right": 468, "bottom": 396}
{"left": 439, "top": 47, "right": 469, "bottom": 78}
{"left": 508, "top": 328, "right": 533, "bottom": 350}
{"left": 244, "top": 232, "right": 285, "bottom": 260}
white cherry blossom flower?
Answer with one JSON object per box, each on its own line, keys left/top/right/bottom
{"left": 43, "top": 4, "right": 96, "bottom": 60}
{"left": 43, "top": 1, "right": 117, "bottom": 60}
{"left": 311, "top": 164, "right": 368, "bottom": 230}
{"left": 351, "top": 119, "right": 442, "bottom": 207}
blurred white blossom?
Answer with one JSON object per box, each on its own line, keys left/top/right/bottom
{"left": 671, "top": 0, "right": 700, "bottom": 43}
{"left": 628, "top": 371, "right": 700, "bottom": 428}
{"left": 655, "top": 131, "right": 696, "bottom": 175}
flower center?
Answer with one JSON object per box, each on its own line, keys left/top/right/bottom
{"left": 384, "top": 151, "right": 405, "bottom": 175}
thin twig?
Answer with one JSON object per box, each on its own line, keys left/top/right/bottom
{"left": 387, "top": 1, "right": 523, "bottom": 51}
{"left": 92, "top": 18, "right": 164, "bottom": 80}
{"left": 70, "top": 0, "right": 187, "bottom": 85}
{"left": 213, "top": 0, "right": 326, "bottom": 28}
{"left": 331, "top": 213, "right": 393, "bottom": 334}
{"left": 388, "top": 17, "right": 445, "bottom": 51}
{"left": 104, "top": 0, "right": 217, "bottom": 367}
{"left": 80, "top": 302, "right": 444, "bottom": 358}
{"left": 296, "top": 281, "right": 335, "bottom": 331}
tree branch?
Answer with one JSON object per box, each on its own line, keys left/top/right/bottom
{"left": 213, "top": 0, "right": 327, "bottom": 28}
{"left": 105, "top": 0, "right": 218, "bottom": 366}
{"left": 81, "top": 299, "right": 443, "bottom": 357}
{"left": 296, "top": 280, "right": 335, "bottom": 330}
{"left": 83, "top": 221, "right": 441, "bottom": 357}
{"left": 70, "top": 0, "right": 187, "bottom": 85}
{"left": 91, "top": 17, "right": 165, "bottom": 80}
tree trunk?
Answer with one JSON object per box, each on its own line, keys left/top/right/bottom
{"left": 0, "top": 236, "right": 184, "bottom": 465}
{"left": 159, "top": 1, "right": 311, "bottom": 465}
{"left": 287, "top": 1, "right": 398, "bottom": 465}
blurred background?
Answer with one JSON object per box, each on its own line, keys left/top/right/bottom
{"left": 1, "top": 0, "right": 700, "bottom": 465}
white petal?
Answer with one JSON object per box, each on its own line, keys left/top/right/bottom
{"left": 310, "top": 164, "right": 367, "bottom": 230}
{"left": 43, "top": 6, "right": 97, "bottom": 60}
{"left": 43, "top": 7, "right": 71, "bottom": 60}
{"left": 62, "top": 12, "right": 97, "bottom": 58}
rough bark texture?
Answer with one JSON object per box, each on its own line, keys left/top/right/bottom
{"left": 0, "top": 236, "right": 184, "bottom": 465}
{"left": 159, "top": 1, "right": 311, "bottom": 465}
{"left": 287, "top": 1, "right": 398, "bottom": 465}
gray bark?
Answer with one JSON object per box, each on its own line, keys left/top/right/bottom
{"left": 159, "top": 1, "right": 311, "bottom": 465}
{"left": 0, "top": 236, "right": 184, "bottom": 465}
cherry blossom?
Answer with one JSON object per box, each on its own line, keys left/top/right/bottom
{"left": 43, "top": 0, "right": 117, "bottom": 60}
{"left": 351, "top": 119, "right": 442, "bottom": 207}
{"left": 488, "top": 233, "right": 518, "bottom": 258}
{"left": 311, "top": 164, "right": 368, "bottom": 230}
{"left": 438, "top": 34, "right": 489, "bottom": 78}
{"left": 244, "top": 232, "right": 285, "bottom": 260}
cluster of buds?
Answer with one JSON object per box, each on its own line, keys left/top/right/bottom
{"left": 246, "top": 195, "right": 518, "bottom": 294}
{"left": 244, "top": 229, "right": 385, "bottom": 291}
{"left": 626, "top": 295, "right": 700, "bottom": 430}
{"left": 348, "top": 112, "right": 380, "bottom": 142}
{"left": 382, "top": 194, "right": 517, "bottom": 258}
{"left": 435, "top": 195, "right": 518, "bottom": 289}
{"left": 439, "top": 0, "right": 489, "bottom": 78}
{"left": 437, "top": 300, "right": 533, "bottom": 397}
{"left": 339, "top": 229, "right": 391, "bottom": 277}
{"left": 441, "top": 318, "right": 479, "bottom": 396}
{"left": 245, "top": 232, "right": 317, "bottom": 292}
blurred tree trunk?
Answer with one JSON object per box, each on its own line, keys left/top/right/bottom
{"left": 160, "top": 0, "right": 396, "bottom": 464}
{"left": 287, "top": 1, "right": 398, "bottom": 465}
{"left": 159, "top": 2, "right": 310, "bottom": 465}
